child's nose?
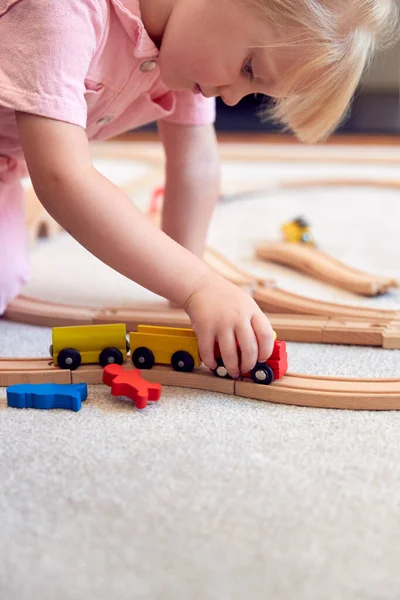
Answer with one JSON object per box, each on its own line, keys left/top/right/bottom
{"left": 219, "top": 81, "right": 250, "bottom": 106}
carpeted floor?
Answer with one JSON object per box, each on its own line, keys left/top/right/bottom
{"left": 1, "top": 140, "right": 400, "bottom": 600}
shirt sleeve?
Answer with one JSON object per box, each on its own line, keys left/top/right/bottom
{"left": 0, "top": 0, "right": 106, "bottom": 128}
{"left": 161, "top": 90, "right": 216, "bottom": 126}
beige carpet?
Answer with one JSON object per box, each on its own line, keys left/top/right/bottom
{"left": 1, "top": 140, "right": 400, "bottom": 600}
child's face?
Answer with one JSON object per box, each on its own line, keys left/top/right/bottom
{"left": 158, "top": 0, "right": 302, "bottom": 104}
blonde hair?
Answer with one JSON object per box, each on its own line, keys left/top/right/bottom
{"left": 248, "top": 0, "right": 399, "bottom": 142}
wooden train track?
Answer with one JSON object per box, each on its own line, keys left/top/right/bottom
{"left": 253, "top": 286, "right": 399, "bottom": 322}
{"left": 91, "top": 139, "right": 400, "bottom": 166}
{"left": 13, "top": 188, "right": 400, "bottom": 348}
{"left": 256, "top": 241, "right": 398, "bottom": 296}
{"left": 0, "top": 358, "right": 70, "bottom": 386}
{"left": 1, "top": 141, "right": 398, "bottom": 411}
{"left": 5, "top": 294, "right": 400, "bottom": 348}
{"left": 204, "top": 247, "right": 272, "bottom": 289}
{"left": 1, "top": 358, "right": 400, "bottom": 410}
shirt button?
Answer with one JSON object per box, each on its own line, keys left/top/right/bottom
{"left": 140, "top": 60, "right": 157, "bottom": 72}
{"left": 97, "top": 116, "right": 113, "bottom": 125}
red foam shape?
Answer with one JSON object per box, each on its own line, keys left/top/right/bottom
{"left": 103, "top": 364, "right": 162, "bottom": 410}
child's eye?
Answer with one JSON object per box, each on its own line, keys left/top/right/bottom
{"left": 242, "top": 58, "right": 254, "bottom": 82}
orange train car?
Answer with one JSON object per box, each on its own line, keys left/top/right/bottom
{"left": 129, "top": 325, "right": 288, "bottom": 385}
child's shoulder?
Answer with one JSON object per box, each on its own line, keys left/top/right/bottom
{"left": 0, "top": 0, "right": 108, "bottom": 29}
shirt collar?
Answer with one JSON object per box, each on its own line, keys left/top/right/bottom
{"left": 110, "top": 0, "right": 159, "bottom": 59}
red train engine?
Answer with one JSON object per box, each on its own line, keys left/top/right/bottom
{"left": 213, "top": 338, "right": 288, "bottom": 385}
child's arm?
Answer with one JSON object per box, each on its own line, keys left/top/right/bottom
{"left": 157, "top": 121, "right": 220, "bottom": 258}
{"left": 17, "top": 112, "right": 275, "bottom": 378}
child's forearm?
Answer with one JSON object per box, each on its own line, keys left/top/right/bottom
{"left": 158, "top": 121, "right": 220, "bottom": 258}
{"left": 161, "top": 165, "right": 220, "bottom": 257}
{"left": 35, "top": 166, "right": 215, "bottom": 306}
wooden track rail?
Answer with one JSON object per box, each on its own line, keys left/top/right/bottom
{"left": 256, "top": 242, "right": 398, "bottom": 296}
{"left": 93, "top": 139, "right": 400, "bottom": 165}
{"left": 4, "top": 295, "right": 400, "bottom": 348}
{"left": 253, "top": 287, "right": 399, "bottom": 322}
{"left": 204, "top": 247, "right": 273, "bottom": 289}
{"left": 0, "top": 358, "right": 70, "bottom": 386}
{"left": 1, "top": 358, "right": 400, "bottom": 410}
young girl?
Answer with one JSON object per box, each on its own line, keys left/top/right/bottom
{"left": 0, "top": 0, "right": 396, "bottom": 378}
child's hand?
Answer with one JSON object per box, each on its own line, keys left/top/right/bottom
{"left": 184, "top": 272, "right": 275, "bottom": 378}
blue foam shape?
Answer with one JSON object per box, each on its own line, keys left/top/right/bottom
{"left": 6, "top": 383, "right": 88, "bottom": 411}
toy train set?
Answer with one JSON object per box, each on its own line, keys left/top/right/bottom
{"left": 2, "top": 146, "right": 399, "bottom": 411}
{"left": 50, "top": 323, "right": 288, "bottom": 385}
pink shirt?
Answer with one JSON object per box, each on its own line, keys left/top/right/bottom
{"left": 0, "top": 0, "right": 216, "bottom": 166}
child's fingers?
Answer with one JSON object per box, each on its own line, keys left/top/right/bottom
{"left": 234, "top": 322, "right": 258, "bottom": 375}
{"left": 197, "top": 330, "right": 217, "bottom": 370}
{"left": 217, "top": 329, "right": 240, "bottom": 379}
{"left": 251, "top": 311, "right": 275, "bottom": 362}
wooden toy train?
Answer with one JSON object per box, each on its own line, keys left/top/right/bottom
{"left": 281, "top": 216, "right": 316, "bottom": 246}
{"left": 50, "top": 324, "right": 288, "bottom": 385}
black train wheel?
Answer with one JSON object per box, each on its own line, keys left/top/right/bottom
{"left": 171, "top": 351, "right": 195, "bottom": 372}
{"left": 57, "top": 348, "right": 82, "bottom": 371}
{"left": 250, "top": 363, "right": 274, "bottom": 385}
{"left": 132, "top": 347, "right": 155, "bottom": 369}
{"left": 99, "top": 347, "right": 124, "bottom": 367}
{"left": 213, "top": 357, "right": 231, "bottom": 378}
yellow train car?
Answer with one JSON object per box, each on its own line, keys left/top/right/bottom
{"left": 281, "top": 216, "right": 316, "bottom": 246}
{"left": 129, "top": 325, "right": 201, "bottom": 372}
{"left": 51, "top": 323, "right": 128, "bottom": 370}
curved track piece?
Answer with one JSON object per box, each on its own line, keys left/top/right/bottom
{"left": 235, "top": 373, "right": 400, "bottom": 410}
{"left": 74, "top": 364, "right": 400, "bottom": 410}
{"left": 4, "top": 296, "right": 99, "bottom": 327}
{"left": 204, "top": 247, "right": 273, "bottom": 289}
{"left": 253, "top": 286, "right": 399, "bottom": 322}
{"left": 257, "top": 241, "right": 398, "bottom": 296}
